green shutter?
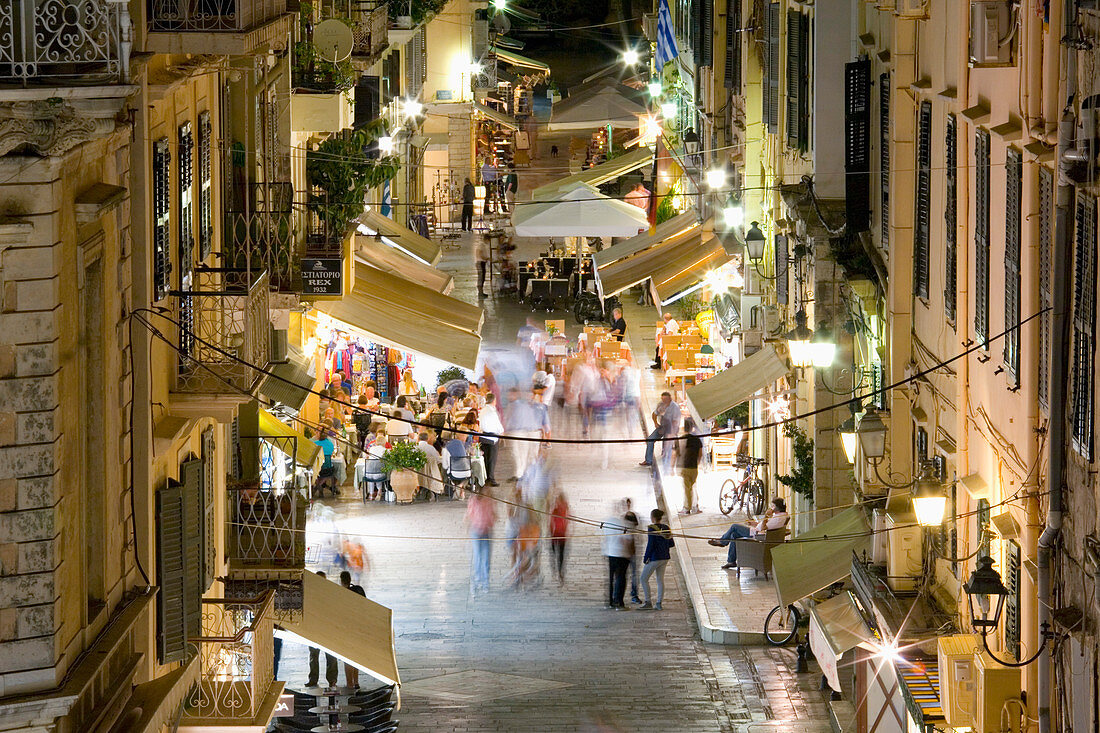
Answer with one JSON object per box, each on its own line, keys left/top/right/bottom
{"left": 181, "top": 457, "right": 204, "bottom": 645}
{"left": 974, "top": 129, "right": 991, "bottom": 345}
{"left": 156, "top": 480, "right": 187, "bottom": 663}
{"left": 786, "top": 11, "right": 802, "bottom": 150}
{"left": 944, "top": 114, "right": 958, "bottom": 322}
{"left": 914, "top": 102, "right": 932, "bottom": 299}
{"left": 1004, "top": 541, "right": 1021, "bottom": 660}
{"left": 763, "top": 3, "right": 780, "bottom": 133}
{"left": 1038, "top": 167, "right": 1053, "bottom": 410}
{"left": 1004, "top": 148, "right": 1022, "bottom": 382}
{"left": 201, "top": 428, "right": 217, "bottom": 591}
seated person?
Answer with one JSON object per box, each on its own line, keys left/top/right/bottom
{"left": 392, "top": 395, "right": 415, "bottom": 422}
{"left": 359, "top": 381, "right": 381, "bottom": 409}
{"left": 708, "top": 497, "right": 789, "bottom": 570}
{"left": 352, "top": 395, "right": 373, "bottom": 451}
{"left": 417, "top": 431, "right": 444, "bottom": 494}
{"left": 441, "top": 433, "right": 470, "bottom": 474}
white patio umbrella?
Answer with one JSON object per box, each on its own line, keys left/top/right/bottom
{"left": 511, "top": 182, "right": 648, "bottom": 238}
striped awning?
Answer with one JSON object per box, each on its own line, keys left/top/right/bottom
{"left": 258, "top": 345, "right": 313, "bottom": 412}
{"left": 358, "top": 207, "right": 441, "bottom": 265}
{"left": 594, "top": 219, "right": 729, "bottom": 301}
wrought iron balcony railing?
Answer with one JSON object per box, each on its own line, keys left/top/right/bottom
{"left": 174, "top": 268, "right": 270, "bottom": 394}
{"left": 0, "top": 0, "right": 132, "bottom": 85}
{"left": 227, "top": 479, "right": 308, "bottom": 572}
{"left": 183, "top": 591, "right": 281, "bottom": 726}
{"left": 148, "top": 0, "right": 288, "bottom": 33}
{"left": 223, "top": 186, "right": 299, "bottom": 292}
{"left": 351, "top": 2, "right": 388, "bottom": 61}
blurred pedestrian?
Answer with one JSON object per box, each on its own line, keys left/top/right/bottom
{"left": 504, "top": 387, "right": 551, "bottom": 479}
{"left": 465, "top": 487, "right": 497, "bottom": 593}
{"left": 622, "top": 501, "right": 641, "bottom": 604}
{"left": 639, "top": 509, "right": 674, "bottom": 610}
{"left": 461, "top": 177, "right": 475, "bottom": 231}
{"left": 476, "top": 237, "right": 490, "bottom": 298}
{"left": 481, "top": 159, "right": 498, "bottom": 214}
{"left": 503, "top": 165, "right": 518, "bottom": 211}
{"left": 680, "top": 419, "right": 702, "bottom": 515}
{"left": 479, "top": 393, "right": 503, "bottom": 486}
{"left": 600, "top": 505, "right": 632, "bottom": 609}
{"left": 339, "top": 571, "right": 367, "bottom": 688}
{"left": 549, "top": 491, "right": 570, "bottom": 583}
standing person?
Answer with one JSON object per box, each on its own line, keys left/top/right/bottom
{"left": 548, "top": 491, "right": 570, "bottom": 584}
{"left": 478, "top": 393, "right": 503, "bottom": 486}
{"left": 352, "top": 395, "right": 373, "bottom": 452}
{"left": 481, "top": 159, "right": 498, "bottom": 214}
{"left": 338, "top": 571, "right": 366, "bottom": 688}
{"left": 465, "top": 488, "right": 497, "bottom": 593}
{"left": 475, "top": 236, "right": 490, "bottom": 298}
{"left": 608, "top": 307, "right": 627, "bottom": 341}
{"left": 640, "top": 392, "right": 681, "bottom": 467}
{"left": 651, "top": 312, "right": 681, "bottom": 369}
{"left": 503, "top": 165, "right": 518, "bottom": 211}
{"left": 600, "top": 506, "right": 632, "bottom": 609}
{"left": 622, "top": 503, "right": 641, "bottom": 605}
{"left": 461, "top": 177, "right": 476, "bottom": 231}
{"left": 306, "top": 571, "right": 339, "bottom": 688}
{"left": 503, "top": 387, "right": 551, "bottom": 479}
{"left": 680, "top": 419, "right": 703, "bottom": 514}
{"left": 708, "top": 497, "right": 790, "bottom": 569}
{"left": 639, "top": 509, "right": 675, "bottom": 610}
{"left": 312, "top": 429, "right": 339, "bottom": 497}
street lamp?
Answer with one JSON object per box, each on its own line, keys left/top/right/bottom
{"left": 786, "top": 310, "right": 832, "bottom": 368}
{"left": 744, "top": 221, "right": 766, "bottom": 260}
{"left": 660, "top": 101, "right": 678, "bottom": 120}
{"left": 404, "top": 99, "right": 423, "bottom": 118}
{"left": 648, "top": 80, "right": 662, "bottom": 97}
{"left": 682, "top": 127, "right": 700, "bottom": 168}
{"left": 855, "top": 407, "right": 887, "bottom": 460}
{"left": 377, "top": 135, "right": 394, "bottom": 154}
{"left": 962, "top": 556, "right": 1057, "bottom": 666}
{"left": 723, "top": 200, "right": 744, "bottom": 229}
{"left": 622, "top": 48, "right": 640, "bottom": 66}
{"left": 706, "top": 168, "right": 727, "bottom": 190}
{"left": 811, "top": 324, "right": 837, "bottom": 368}
{"left": 492, "top": 0, "right": 506, "bottom": 9}
{"left": 911, "top": 474, "right": 948, "bottom": 527}
{"left": 838, "top": 415, "right": 858, "bottom": 464}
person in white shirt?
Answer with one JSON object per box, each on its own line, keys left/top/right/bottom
{"left": 708, "top": 497, "right": 789, "bottom": 569}
{"left": 478, "top": 393, "right": 505, "bottom": 486}
{"left": 651, "top": 312, "right": 681, "bottom": 369}
{"left": 417, "top": 431, "right": 444, "bottom": 495}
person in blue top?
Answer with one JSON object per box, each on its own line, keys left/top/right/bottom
{"left": 312, "top": 428, "right": 339, "bottom": 497}
{"left": 639, "top": 509, "right": 675, "bottom": 610}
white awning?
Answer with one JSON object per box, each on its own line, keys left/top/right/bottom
{"left": 511, "top": 182, "right": 648, "bottom": 238}
{"left": 809, "top": 591, "right": 877, "bottom": 692}
{"left": 473, "top": 101, "right": 520, "bottom": 131}
{"left": 592, "top": 210, "right": 699, "bottom": 270}
{"left": 549, "top": 84, "right": 648, "bottom": 131}
{"left": 684, "top": 345, "right": 789, "bottom": 425}
{"left": 532, "top": 145, "right": 655, "bottom": 200}
{"left": 277, "top": 571, "right": 400, "bottom": 689}
{"left": 770, "top": 507, "right": 872, "bottom": 608}
{"left": 358, "top": 207, "right": 441, "bottom": 265}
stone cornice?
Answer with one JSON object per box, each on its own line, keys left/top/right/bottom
{"left": 0, "top": 97, "right": 129, "bottom": 158}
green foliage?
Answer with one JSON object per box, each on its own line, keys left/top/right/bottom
{"left": 714, "top": 401, "right": 750, "bottom": 429}
{"left": 381, "top": 441, "right": 428, "bottom": 473}
{"left": 306, "top": 120, "right": 400, "bottom": 238}
{"left": 294, "top": 3, "right": 358, "bottom": 93}
{"left": 777, "top": 422, "right": 814, "bottom": 506}
{"left": 654, "top": 183, "right": 678, "bottom": 225}
{"left": 435, "top": 366, "right": 467, "bottom": 388}
{"left": 388, "top": 0, "right": 449, "bottom": 25}
{"left": 676, "top": 291, "right": 708, "bottom": 321}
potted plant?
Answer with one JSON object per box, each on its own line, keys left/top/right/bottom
{"left": 381, "top": 441, "right": 427, "bottom": 503}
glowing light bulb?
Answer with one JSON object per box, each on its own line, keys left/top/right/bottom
{"left": 661, "top": 102, "right": 677, "bottom": 120}
{"left": 648, "top": 81, "right": 662, "bottom": 97}
{"left": 706, "top": 168, "right": 726, "bottom": 190}
{"left": 622, "top": 49, "right": 640, "bottom": 66}
{"left": 404, "top": 99, "right": 423, "bottom": 118}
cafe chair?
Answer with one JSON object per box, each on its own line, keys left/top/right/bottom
{"left": 360, "top": 446, "right": 388, "bottom": 503}
{"left": 441, "top": 440, "right": 474, "bottom": 498}
{"left": 732, "top": 525, "right": 790, "bottom": 579}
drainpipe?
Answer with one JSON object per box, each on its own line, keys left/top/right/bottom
{"left": 1038, "top": 4, "right": 1075, "bottom": 731}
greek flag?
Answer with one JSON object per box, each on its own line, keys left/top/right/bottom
{"left": 656, "top": 0, "right": 679, "bottom": 69}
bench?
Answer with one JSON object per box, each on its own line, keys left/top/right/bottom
{"left": 732, "top": 525, "right": 789, "bottom": 579}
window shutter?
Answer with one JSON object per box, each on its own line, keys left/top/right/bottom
{"left": 944, "top": 114, "right": 958, "bottom": 322}
{"left": 880, "top": 73, "right": 890, "bottom": 251}
{"left": 198, "top": 112, "right": 212, "bottom": 262}
{"left": 974, "top": 129, "right": 991, "bottom": 345}
{"left": 1004, "top": 148, "right": 1022, "bottom": 382}
{"left": 181, "top": 457, "right": 204, "bottom": 644}
{"left": 695, "top": 0, "right": 713, "bottom": 67}
{"left": 1004, "top": 540, "right": 1021, "bottom": 660}
{"left": 1038, "top": 167, "right": 1053, "bottom": 410}
{"left": 1072, "top": 193, "right": 1096, "bottom": 458}
{"left": 178, "top": 122, "right": 194, "bottom": 280}
{"left": 156, "top": 480, "right": 187, "bottom": 663}
{"left": 764, "top": 2, "right": 780, "bottom": 133}
{"left": 844, "top": 59, "right": 871, "bottom": 232}
{"left": 797, "top": 13, "right": 809, "bottom": 150}
{"left": 724, "top": 0, "right": 741, "bottom": 92}
{"left": 152, "top": 139, "right": 171, "bottom": 302}
{"left": 914, "top": 101, "right": 932, "bottom": 299}
{"left": 775, "top": 233, "right": 788, "bottom": 305}
{"left": 786, "top": 11, "right": 802, "bottom": 150}
{"left": 201, "top": 428, "right": 217, "bottom": 591}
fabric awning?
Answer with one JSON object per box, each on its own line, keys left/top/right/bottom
{"left": 313, "top": 264, "right": 483, "bottom": 369}
{"left": 593, "top": 210, "right": 699, "bottom": 270}
{"left": 355, "top": 234, "right": 454, "bottom": 294}
{"left": 358, "top": 207, "right": 441, "bottom": 265}
{"left": 685, "top": 345, "right": 789, "bottom": 424}
{"left": 594, "top": 218, "right": 705, "bottom": 298}
{"left": 809, "top": 592, "right": 877, "bottom": 692}
{"left": 258, "top": 345, "right": 313, "bottom": 412}
{"left": 770, "top": 507, "right": 872, "bottom": 608}
{"left": 532, "top": 145, "right": 655, "bottom": 200}
{"left": 492, "top": 47, "right": 550, "bottom": 74}
{"left": 473, "top": 101, "right": 520, "bottom": 131}
{"left": 277, "top": 571, "right": 400, "bottom": 688}
{"left": 649, "top": 231, "right": 732, "bottom": 305}
{"left": 512, "top": 182, "right": 648, "bottom": 238}
{"left": 258, "top": 409, "right": 321, "bottom": 470}
{"left": 549, "top": 83, "right": 647, "bottom": 131}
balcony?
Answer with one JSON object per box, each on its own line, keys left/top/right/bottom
{"left": 182, "top": 591, "right": 285, "bottom": 727}
{"left": 173, "top": 268, "right": 271, "bottom": 397}
{"left": 226, "top": 480, "right": 308, "bottom": 575}
{"left": 0, "top": 0, "right": 131, "bottom": 86}
{"left": 351, "top": 2, "right": 389, "bottom": 63}
{"left": 145, "top": 0, "right": 294, "bottom": 56}
{"left": 224, "top": 184, "right": 298, "bottom": 292}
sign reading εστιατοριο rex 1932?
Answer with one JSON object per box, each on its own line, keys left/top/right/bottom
{"left": 300, "top": 257, "right": 343, "bottom": 296}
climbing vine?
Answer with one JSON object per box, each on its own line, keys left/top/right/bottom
{"left": 777, "top": 422, "right": 814, "bottom": 506}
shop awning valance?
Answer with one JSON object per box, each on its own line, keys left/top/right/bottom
{"left": 592, "top": 210, "right": 699, "bottom": 271}
{"left": 533, "top": 145, "right": 655, "bottom": 200}
{"left": 649, "top": 232, "right": 733, "bottom": 305}
{"left": 594, "top": 217, "right": 720, "bottom": 299}
{"left": 492, "top": 48, "right": 550, "bottom": 74}
{"left": 473, "top": 101, "right": 520, "bottom": 131}
{"left": 313, "top": 264, "right": 483, "bottom": 369}
{"left": 355, "top": 234, "right": 454, "bottom": 294}
{"left": 277, "top": 571, "right": 400, "bottom": 689}
{"left": 258, "top": 409, "right": 321, "bottom": 470}
{"left": 258, "top": 345, "right": 314, "bottom": 412}
{"left": 511, "top": 182, "right": 648, "bottom": 238}
{"left": 809, "top": 591, "right": 877, "bottom": 692}
{"left": 358, "top": 207, "right": 441, "bottom": 265}
{"left": 770, "top": 507, "right": 872, "bottom": 608}
{"left": 684, "top": 345, "right": 789, "bottom": 424}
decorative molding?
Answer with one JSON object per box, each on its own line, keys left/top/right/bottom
{"left": 0, "top": 100, "right": 121, "bottom": 157}
{"left": 75, "top": 183, "right": 127, "bottom": 224}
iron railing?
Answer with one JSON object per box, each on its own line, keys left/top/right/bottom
{"left": 351, "top": 2, "right": 388, "bottom": 60}
{"left": 227, "top": 477, "right": 308, "bottom": 571}
{"left": 183, "top": 591, "right": 276, "bottom": 725}
{"left": 173, "top": 268, "right": 270, "bottom": 394}
{"left": 0, "top": 0, "right": 132, "bottom": 84}
{"left": 223, "top": 206, "right": 298, "bottom": 292}
{"left": 148, "top": 0, "right": 287, "bottom": 32}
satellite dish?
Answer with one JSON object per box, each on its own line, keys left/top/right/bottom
{"left": 314, "top": 19, "right": 354, "bottom": 63}
{"left": 491, "top": 12, "right": 511, "bottom": 36}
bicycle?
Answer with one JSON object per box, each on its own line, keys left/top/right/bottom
{"left": 763, "top": 581, "right": 847, "bottom": 646}
{"left": 718, "top": 457, "right": 767, "bottom": 516}
{"left": 573, "top": 291, "right": 621, "bottom": 325}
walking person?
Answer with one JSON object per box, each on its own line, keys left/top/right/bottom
{"left": 708, "top": 497, "right": 790, "bottom": 569}
{"left": 640, "top": 392, "right": 681, "bottom": 468}
{"left": 639, "top": 509, "right": 675, "bottom": 610}
{"left": 503, "top": 386, "right": 551, "bottom": 479}
{"left": 476, "top": 236, "right": 490, "bottom": 298}
{"left": 338, "top": 571, "right": 366, "bottom": 688}
{"left": 503, "top": 165, "right": 518, "bottom": 211}
{"left": 600, "top": 505, "right": 632, "bottom": 609}
{"left": 481, "top": 159, "right": 498, "bottom": 214}
{"left": 478, "top": 393, "right": 503, "bottom": 486}
{"left": 680, "top": 419, "right": 702, "bottom": 514}
{"left": 461, "top": 177, "right": 476, "bottom": 231}
{"left": 548, "top": 491, "right": 570, "bottom": 584}
{"left": 466, "top": 487, "right": 497, "bottom": 593}
{"left": 306, "top": 571, "right": 339, "bottom": 688}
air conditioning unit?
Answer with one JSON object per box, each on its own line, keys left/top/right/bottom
{"left": 740, "top": 294, "right": 762, "bottom": 354}
{"left": 895, "top": 0, "right": 927, "bottom": 17}
{"left": 938, "top": 635, "right": 1023, "bottom": 732}
{"left": 269, "top": 326, "right": 288, "bottom": 364}
{"left": 871, "top": 508, "right": 889, "bottom": 564}
{"left": 885, "top": 511, "right": 922, "bottom": 591}
{"left": 970, "top": 2, "right": 1014, "bottom": 66}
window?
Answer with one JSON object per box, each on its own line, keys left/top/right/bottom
{"left": 915, "top": 425, "right": 928, "bottom": 461}
{"left": 178, "top": 123, "right": 195, "bottom": 368}
{"left": 786, "top": 11, "right": 810, "bottom": 152}
{"left": 880, "top": 72, "right": 890, "bottom": 251}
{"left": 1072, "top": 194, "right": 1096, "bottom": 458}
{"left": 974, "top": 129, "right": 991, "bottom": 345}
{"left": 152, "top": 138, "right": 171, "bottom": 301}
{"left": 762, "top": 2, "right": 780, "bottom": 133}
{"left": 1004, "top": 148, "right": 1022, "bottom": 382}
{"left": 945, "top": 114, "right": 958, "bottom": 322}
{"left": 694, "top": 0, "right": 713, "bottom": 67}
{"left": 156, "top": 479, "right": 188, "bottom": 663}
{"left": 775, "top": 233, "right": 788, "bottom": 305}
{"left": 1004, "top": 540, "right": 1021, "bottom": 660}
{"left": 1038, "top": 167, "right": 1054, "bottom": 411}
{"left": 914, "top": 101, "right": 932, "bottom": 299}
{"left": 201, "top": 428, "right": 217, "bottom": 591}
{"left": 724, "top": 0, "right": 741, "bottom": 93}
{"left": 198, "top": 111, "right": 213, "bottom": 262}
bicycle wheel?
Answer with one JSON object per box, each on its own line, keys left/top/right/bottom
{"left": 746, "top": 479, "right": 767, "bottom": 516}
{"left": 718, "top": 478, "right": 737, "bottom": 515}
{"left": 764, "top": 604, "right": 801, "bottom": 646}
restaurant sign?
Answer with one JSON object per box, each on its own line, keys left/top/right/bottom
{"left": 273, "top": 693, "right": 296, "bottom": 717}
{"left": 301, "top": 257, "right": 343, "bottom": 296}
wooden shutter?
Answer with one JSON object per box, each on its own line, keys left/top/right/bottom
{"left": 786, "top": 11, "right": 802, "bottom": 150}
{"left": 775, "top": 234, "right": 788, "bottom": 305}
{"left": 844, "top": 59, "right": 871, "bottom": 232}
{"left": 181, "top": 457, "right": 204, "bottom": 644}
{"left": 156, "top": 480, "right": 187, "bottom": 663}
{"left": 198, "top": 112, "right": 212, "bottom": 262}
{"left": 152, "top": 138, "right": 171, "bottom": 302}
{"left": 201, "top": 428, "right": 217, "bottom": 591}
{"left": 763, "top": 2, "right": 780, "bottom": 133}
{"left": 1072, "top": 193, "right": 1096, "bottom": 457}
{"left": 178, "top": 122, "right": 194, "bottom": 280}
{"left": 974, "top": 129, "right": 991, "bottom": 345}
{"left": 880, "top": 73, "right": 890, "bottom": 251}
{"left": 1038, "top": 167, "right": 1054, "bottom": 411}
{"left": 914, "top": 101, "right": 932, "bottom": 299}
{"left": 1004, "top": 148, "right": 1022, "bottom": 382}
{"left": 695, "top": 0, "right": 713, "bottom": 67}
{"left": 1004, "top": 540, "right": 1021, "bottom": 660}
{"left": 724, "top": 0, "right": 741, "bottom": 92}
{"left": 944, "top": 114, "right": 958, "bottom": 322}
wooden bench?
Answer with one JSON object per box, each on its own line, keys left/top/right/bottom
{"left": 733, "top": 526, "right": 789, "bottom": 579}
